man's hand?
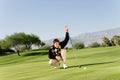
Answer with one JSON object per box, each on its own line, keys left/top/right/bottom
{"left": 56, "top": 56, "right": 62, "bottom": 61}
{"left": 65, "top": 26, "right": 69, "bottom": 32}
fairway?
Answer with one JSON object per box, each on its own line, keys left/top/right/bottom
{"left": 0, "top": 47, "right": 120, "bottom": 80}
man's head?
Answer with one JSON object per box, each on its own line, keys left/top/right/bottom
{"left": 53, "top": 39, "right": 60, "bottom": 48}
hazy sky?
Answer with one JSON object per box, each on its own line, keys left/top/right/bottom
{"left": 0, "top": 0, "right": 120, "bottom": 40}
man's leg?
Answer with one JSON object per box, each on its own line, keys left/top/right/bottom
{"left": 61, "top": 49, "right": 67, "bottom": 69}
{"left": 49, "top": 59, "right": 60, "bottom": 68}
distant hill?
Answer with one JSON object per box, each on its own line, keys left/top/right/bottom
{"left": 45, "top": 27, "right": 120, "bottom": 47}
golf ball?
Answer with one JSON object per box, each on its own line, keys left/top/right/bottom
{"left": 83, "top": 67, "right": 86, "bottom": 70}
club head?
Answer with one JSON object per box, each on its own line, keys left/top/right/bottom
{"left": 78, "top": 65, "right": 81, "bottom": 68}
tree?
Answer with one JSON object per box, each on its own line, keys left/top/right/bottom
{"left": 0, "top": 32, "right": 41, "bottom": 56}
{"left": 5, "top": 33, "right": 26, "bottom": 56}
{"left": 88, "top": 42, "right": 100, "bottom": 48}
{"left": 23, "top": 34, "right": 41, "bottom": 50}
{"left": 0, "top": 40, "right": 14, "bottom": 55}
{"left": 0, "top": 39, "right": 12, "bottom": 50}
{"left": 101, "top": 37, "right": 111, "bottom": 47}
{"left": 73, "top": 42, "right": 85, "bottom": 49}
{"left": 111, "top": 35, "right": 120, "bottom": 46}
{"left": 0, "top": 32, "right": 41, "bottom": 55}
{"left": 41, "top": 41, "right": 45, "bottom": 47}
{"left": 5, "top": 33, "right": 41, "bottom": 50}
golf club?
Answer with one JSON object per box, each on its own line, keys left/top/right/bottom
{"left": 69, "top": 32, "right": 81, "bottom": 68}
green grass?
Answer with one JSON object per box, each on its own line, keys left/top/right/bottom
{"left": 0, "top": 47, "right": 120, "bottom": 80}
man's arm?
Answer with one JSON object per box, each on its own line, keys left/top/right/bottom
{"left": 60, "top": 26, "right": 69, "bottom": 49}
{"left": 48, "top": 48, "right": 56, "bottom": 59}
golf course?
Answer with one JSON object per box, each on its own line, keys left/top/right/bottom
{"left": 0, "top": 46, "right": 120, "bottom": 80}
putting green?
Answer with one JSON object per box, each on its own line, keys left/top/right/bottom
{"left": 0, "top": 47, "right": 120, "bottom": 80}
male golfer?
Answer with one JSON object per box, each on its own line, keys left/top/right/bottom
{"left": 48, "top": 26, "right": 69, "bottom": 69}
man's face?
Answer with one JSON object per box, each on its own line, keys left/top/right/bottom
{"left": 54, "top": 42, "right": 60, "bottom": 48}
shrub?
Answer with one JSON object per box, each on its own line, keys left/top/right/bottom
{"left": 0, "top": 46, "right": 3, "bottom": 54}
{"left": 73, "top": 42, "right": 85, "bottom": 49}
{"left": 88, "top": 42, "right": 100, "bottom": 48}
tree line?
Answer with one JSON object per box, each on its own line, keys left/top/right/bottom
{"left": 0, "top": 32, "right": 45, "bottom": 56}
{"left": 0, "top": 33, "right": 120, "bottom": 55}
{"left": 73, "top": 35, "right": 120, "bottom": 49}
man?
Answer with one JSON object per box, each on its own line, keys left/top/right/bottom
{"left": 48, "top": 26, "right": 69, "bottom": 69}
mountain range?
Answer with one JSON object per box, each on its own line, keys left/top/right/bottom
{"left": 45, "top": 27, "right": 120, "bottom": 47}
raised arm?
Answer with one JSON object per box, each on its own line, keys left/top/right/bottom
{"left": 60, "top": 26, "right": 69, "bottom": 49}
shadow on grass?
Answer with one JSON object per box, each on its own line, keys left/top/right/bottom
{"left": 0, "top": 53, "right": 7, "bottom": 56}
{"left": 65, "top": 61, "right": 116, "bottom": 69}
{"left": 23, "top": 51, "right": 48, "bottom": 56}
